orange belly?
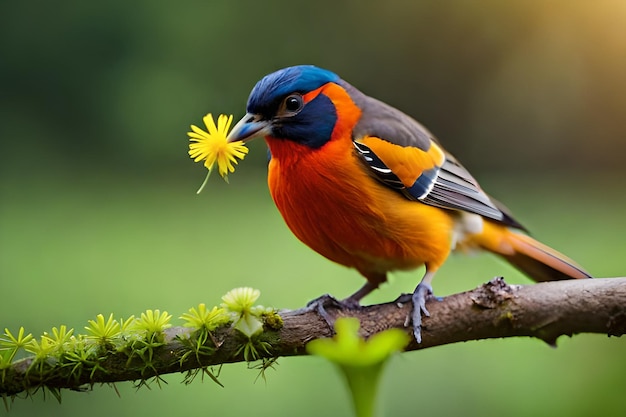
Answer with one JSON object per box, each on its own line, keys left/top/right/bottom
{"left": 266, "top": 137, "right": 455, "bottom": 283}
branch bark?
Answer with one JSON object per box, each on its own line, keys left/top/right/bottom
{"left": 2, "top": 277, "right": 625, "bottom": 397}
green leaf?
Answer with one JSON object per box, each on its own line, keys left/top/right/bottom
{"left": 307, "top": 318, "right": 409, "bottom": 417}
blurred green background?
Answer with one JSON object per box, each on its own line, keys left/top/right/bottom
{"left": 1, "top": 1, "right": 625, "bottom": 416}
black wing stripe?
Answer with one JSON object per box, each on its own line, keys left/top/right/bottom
{"left": 354, "top": 140, "right": 510, "bottom": 224}
{"left": 354, "top": 142, "right": 405, "bottom": 190}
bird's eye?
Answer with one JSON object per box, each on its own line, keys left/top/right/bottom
{"left": 284, "top": 94, "right": 303, "bottom": 113}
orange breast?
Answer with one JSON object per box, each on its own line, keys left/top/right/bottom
{"left": 266, "top": 135, "right": 455, "bottom": 283}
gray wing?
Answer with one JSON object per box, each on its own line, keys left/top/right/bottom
{"left": 341, "top": 80, "right": 525, "bottom": 229}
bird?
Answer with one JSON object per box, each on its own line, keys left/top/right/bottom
{"left": 226, "top": 65, "right": 591, "bottom": 342}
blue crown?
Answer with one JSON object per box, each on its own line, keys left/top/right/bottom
{"left": 247, "top": 65, "right": 340, "bottom": 115}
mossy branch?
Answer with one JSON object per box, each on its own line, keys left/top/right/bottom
{"left": 2, "top": 277, "right": 625, "bottom": 399}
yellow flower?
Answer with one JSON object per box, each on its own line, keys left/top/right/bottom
{"left": 188, "top": 113, "right": 249, "bottom": 193}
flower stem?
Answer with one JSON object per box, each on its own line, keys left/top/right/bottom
{"left": 196, "top": 170, "right": 212, "bottom": 194}
{"left": 341, "top": 364, "right": 383, "bottom": 417}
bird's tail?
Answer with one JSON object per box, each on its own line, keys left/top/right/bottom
{"left": 473, "top": 222, "right": 592, "bottom": 282}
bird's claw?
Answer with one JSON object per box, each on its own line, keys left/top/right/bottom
{"left": 306, "top": 293, "right": 340, "bottom": 308}
{"left": 410, "top": 283, "right": 436, "bottom": 344}
{"left": 291, "top": 294, "right": 360, "bottom": 334}
{"left": 393, "top": 292, "right": 412, "bottom": 304}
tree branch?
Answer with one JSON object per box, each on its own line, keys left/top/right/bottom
{"left": 2, "top": 277, "right": 625, "bottom": 397}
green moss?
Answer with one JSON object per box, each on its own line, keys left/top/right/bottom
{"left": 262, "top": 311, "right": 284, "bottom": 331}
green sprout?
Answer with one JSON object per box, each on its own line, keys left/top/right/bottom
{"left": 61, "top": 335, "right": 104, "bottom": 381}
{"left": 45, "top": 325, "right": 74, "bottom": 353}
{"left": 307, "top": 318, "right": 409, "bottom": 417}
{"left": 85, "top": 314, "right": 121, "bottom": 342}
{"left": 24, "top": 335, "right": 59, "bottom": 377}
{"left": 135, "top": 310, "right": 172, "bottom": 343}
{"left": 84, "top": 314, "right": 135, "bottom": 353}
{"left": 0, "top": 351, "right": 10, "bottom": 370}
{"left": 126, "top": 309, "right": 173, "bottom": 385}
{"left": 178, "top": 303, "right": 231, "bottom": 386}
{"left": 180, "top": 304, "right": 230, "bottom": 332}
{"left": 24, "top": 336, "right": 56, "bottom": 360}
{"left": 0, "top": 327, "right": 33, "bottom": 365}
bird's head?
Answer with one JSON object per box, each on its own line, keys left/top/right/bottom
{"left": 227, "top": 65, "right": 362, "bottom": 149}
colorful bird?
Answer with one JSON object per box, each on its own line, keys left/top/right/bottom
{"left": 226, "top": 65, "right": 591, "bottom": 342}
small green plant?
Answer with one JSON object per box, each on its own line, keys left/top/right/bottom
{"left": 307, "top": 318, "right": 409, "bottom": 417}
{"left": 220, "top": 287, "right": 281, "bottom": 361}
{"left": 180, "top": 304, "right": 230, "bottom": 332}
{"left": 1, "top": 327, "right": 33, "bottom": 367}
{"left": 178, "top": 303, "right": 231, "bottom": 386}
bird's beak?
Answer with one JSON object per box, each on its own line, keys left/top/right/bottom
{"left": 227, "top": 113, "right": 271, "bottom": 143}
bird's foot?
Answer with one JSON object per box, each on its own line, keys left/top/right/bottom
{"left": 289, "top": 294, "right": 360, "bottom": 334}
{"left": 395, "top": 283, "right": 440, "bottom": 343}
{"left": 393, "top": 293, "right": 412, "bottom": 304}
{"left": 394, "top": 290, "right": 442, "bottom": 305}
{"left": 411, "top": 283, "right": 433, "bottom": 343}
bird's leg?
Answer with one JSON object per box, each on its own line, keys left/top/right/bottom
{"left": 341, "top": 281, "right": 379, "bottom": 308}
{"left": 409, "top": 270, "right": 438, "bottom": 343}
{"left": 291, "top": 281, "right": 380, "bottom": 333}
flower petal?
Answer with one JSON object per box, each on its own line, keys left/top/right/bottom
{"left": 203, "top": 113, "right": 218, "bottom": 136}
{"left": 188, "top": 131, "right": 210, "bottom": 140}
{"left": 190, "top": 124, "right": 210, "bottom": 138}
